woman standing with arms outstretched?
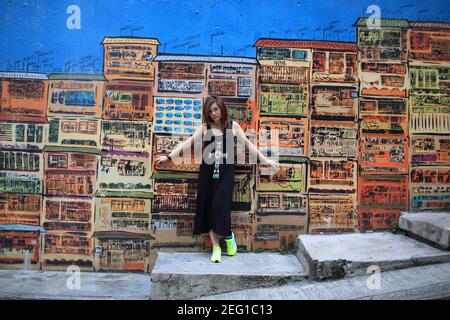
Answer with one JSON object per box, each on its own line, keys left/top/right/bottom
{"left": 155, "top": 96, "right": 279, "bottom": 263}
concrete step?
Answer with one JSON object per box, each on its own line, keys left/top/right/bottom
{"left": 0, "top": 270, "right": 151, "bottom": 300}
{"left": 296, "top": 231, "right": 450, "bottom": 281}
{"left": 150, "top": 252, "right": 307, "bottom": 300}
{"left": 399, "top": 211, "right": 450, "bottom": 249}
{"left": 197, "top": 262, "right": 450, "bottom": 300}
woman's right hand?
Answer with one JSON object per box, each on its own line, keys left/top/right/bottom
{"left": 154, "top": 155, "right": 170, "bottom": 165}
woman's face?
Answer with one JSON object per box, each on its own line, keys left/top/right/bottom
{"left": 209, "top": 102, "right": 222, "bottom": 122}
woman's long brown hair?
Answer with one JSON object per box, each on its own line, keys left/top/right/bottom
{"left": 202, "top": 95, "right": 232, "bottom": 131}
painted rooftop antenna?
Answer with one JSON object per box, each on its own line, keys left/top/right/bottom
{"left": 163, "top": 38, "right": 179, "bottom": 53}
{"left": 297, "top": 27, "right": 308, "bottom": 39}
{"left": 400, "top": 3, "right": 414, "bottom": 18}
{"left": 131, "top": 27, "right": 144, "bottom": 36}
{"left": 417, "top": 9, "right": 429, "bottom": 21}
{"left": 35, "top": 51, "right": 53, "bottom": 71}
{"left": 285, "top": 29, "right": 292, "bottom": 38}
{"left": 314, "top": 27, "right": 322, "bottom": 39}
{"left": 21, "top": 56, "right": 32, "bottom": 72}
{"left": 334, "top": 28, "right": 348, "bottom": 41}
{"left": 210, "top": 31, "right": 225, "bottom": 55}
{"left": 185, "top": 34, "right": 201, "bottom": 41}
{"left": 235, "top": 44, "right": 251, "bottom": 56}
{"left": 187, "top": 43, "right": 200, "bottom": 54}
{"left": 119, "top": 25, "right": 131, "bottom": 35}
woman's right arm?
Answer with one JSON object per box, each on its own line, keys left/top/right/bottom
{"left": 154, "top": 124, "right": 205, "bottom": 164}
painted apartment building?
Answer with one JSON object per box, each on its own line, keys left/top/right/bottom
{"left": 41, "top": 73, "right": 105, "bottom": 270}
{"left": 355, "top": 18, "right": 410, "bottom": 231}
{"left": 93, "top": 37, "right": 158, "bottom": 271}
{"left": 253, "top": 39, "right": 310, "bottom": 249}
{"left": 407, "top": 21, "right": 450, "bottom": 212}
{"left": 0, "top": 72, "right": 48, "bottom": 269}
{"left": 307, "top": 40, "right": 359, "bottom": 234}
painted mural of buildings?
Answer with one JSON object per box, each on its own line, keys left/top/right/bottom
{"left": 93, "top": 193, "right": 154, "bottom": 271}
{"left": 355, "top": 18, "right": 410, "bottom": 231}
{"left": 253, "top": 39, "right": 310, "bottom": 249}
{"left": 93, "top": 37, "right": 157, "bottom": 272}
{"left": 408, "top": 21, "right": 450, "bottom": 212}
{"left": 151, "top": 54, "right": 257, "bottom": 253}
{"left": 1, "top": 14, "right": 450, "bottom": 272}
{"left": 307, "top": 40, "right": 359, "bottom": 234}
{"left": 0, "top": 72, "right": 48, "bottom": 269}
{"left": 41, "top": 73, "right": 104, "bottom": 269}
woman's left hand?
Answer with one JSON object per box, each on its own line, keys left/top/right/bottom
{"left": 264, "top": 159, "right": 280, "bottom": 173}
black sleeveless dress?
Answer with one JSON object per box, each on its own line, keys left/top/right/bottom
{"left": 193, "top": 121, "right": 236, "bottom": 237}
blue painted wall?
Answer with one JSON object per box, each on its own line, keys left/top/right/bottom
{"left": 1, "top": 0, "right": 449, "bottom": 73}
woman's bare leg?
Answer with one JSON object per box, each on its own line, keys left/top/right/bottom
{"left": 209, "top": 230, "right": 222, "bottom": 246}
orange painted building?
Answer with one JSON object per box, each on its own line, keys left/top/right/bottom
{"left": 408, "top": 22, "right": 450, "bottom": 63}
{"left": 0, "top": 72, "right": 49, "bottom": 120}
{"left": 0, "top": 72, "right": 48, "bottom": 269}
{"left": 102, "top": 37, "right": 160, "bottom": 81}
{"left": 0, "top": 225, "right": 44, "bottom": 269}
{"left": 0, "top": 193, "right": 41, "bottom": 226}
{"left": 103, "top": 80, "right": 153, "bottom": 121}
{"left": 358, "top": 174, "right": 408, "bottom": 231}
{"left": 407, "top": 22, "right": 450, "bottom": 213}
{"left": 356, "top": 18, "right": 410, "bottom": 231}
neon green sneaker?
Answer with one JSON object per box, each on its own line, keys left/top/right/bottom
{"left": 224, "top": 232, "right": 237, "bottom": 256}
{"left": 210, "top": 245, "right": 221, "bottom": 263}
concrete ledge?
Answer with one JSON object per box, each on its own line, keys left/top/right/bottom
{"left": 296, "top": 232, "right": 450, "bottom": 281}
{"left": 150, "top": 252, "right": 307, "bottom": 300}
{"left": 399, "top": 211, "right": 450, "bottom": 249}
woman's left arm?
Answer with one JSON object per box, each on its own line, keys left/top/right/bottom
{"left": 234, "top": 122, "right": 271, "bottom": 164}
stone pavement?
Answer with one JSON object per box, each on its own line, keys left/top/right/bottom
{"left": 1, "top": 231, "right": 450, "bottom": 300}
{"left": 196, "top": 262, "right": 450, "bottom": 300}
{"left": 0, "top": 269, "right": 151, "bottom": 300}
{"left": 1, "top": 262, "right": 449, "bottom": 300}
{"left": 1, "top": 261, "right": 449, "bottom": 300}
